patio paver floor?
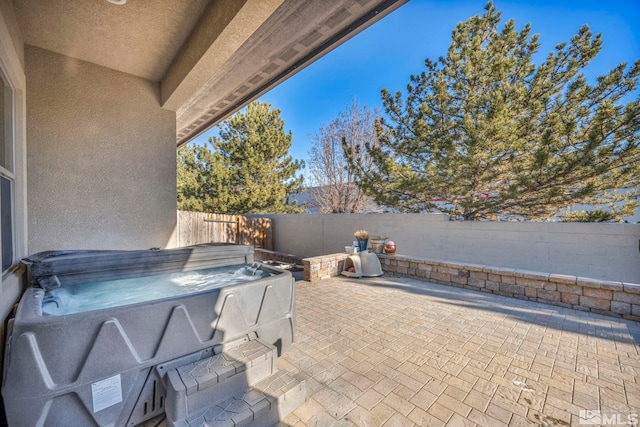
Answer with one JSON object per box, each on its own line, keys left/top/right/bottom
{"left": 278, "top": 276, "right": 640, "bottom": 426}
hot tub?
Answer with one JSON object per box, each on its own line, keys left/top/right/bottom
{"left": 1, "top": 244, "right": 296, "bottom": 426}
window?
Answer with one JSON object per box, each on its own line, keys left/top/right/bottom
{"left": 0, "top": 66, "right": 14, "bottom": 272}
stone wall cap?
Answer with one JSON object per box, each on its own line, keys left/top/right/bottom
{"left": 440, "top": 260, "right": 486, "bottom": 272}
{"left": 440, "top": 260, "right": 468, "bottom": 270}
{"left": 576, "top": 277, "right": 602, "bottom": 289}
{"left": 577, "top": 277, "right": 623, "bottom": 290}
{"left": 482, "top": 266, "right": 517, "bottom": 275}
{"left": 549, "top": 274, "right": 577, "bottom": 285}
{"left": 514, "top": 269, "right": 550, "bottom": 281}
{"left": 623, "top": 283, "right": 640, "bottom": 294}
{"left": 462, "top": 263, "right": 487, "bottom": 272}
{"left": 376, "top": 253, "right": 447, "bottom": 266}
{"left": 598, "top": 281, "right": 624, "bottom": 291}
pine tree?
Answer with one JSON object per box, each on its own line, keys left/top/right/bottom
{"left": 177, "top": 143, "right": 231, "bottom": 212}
{"left": 346, "top": 2, "right": 640, "bottom": 221}
{"left": 177, "top": 102, "right": 304, "bottom": 214}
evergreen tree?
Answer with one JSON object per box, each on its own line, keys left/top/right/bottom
{"left": 346, "top": 2, "right": 640, "bottom": 220}
{"left": 177, "top": 102, "right": 304, "bottom": 214}
{"left": 177, "top": 143, "right": 231, "bottom": 212}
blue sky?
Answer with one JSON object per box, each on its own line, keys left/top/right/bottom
{"left": 191, "top": 0, "right": 640, "bottom": 169}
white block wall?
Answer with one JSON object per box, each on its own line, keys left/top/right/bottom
{"left": 258, "top": 214, "right": 640, "bottom": 283}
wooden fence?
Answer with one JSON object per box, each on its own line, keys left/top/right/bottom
{"left": 176, "top": 211, "right": 273, "bottom": 250}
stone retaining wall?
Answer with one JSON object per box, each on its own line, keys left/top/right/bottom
{"left": 254, "top": 248, "right": 304, "bottom": 266}
{"left": 302, "top": 252, "right": 640, "bottom": 321}
{"left": 302, "top": 253, "right": 350, "bottom": 282}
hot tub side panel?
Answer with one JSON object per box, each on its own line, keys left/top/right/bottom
{"left": 2, "top": 269, "right": 294, "bottom": 427}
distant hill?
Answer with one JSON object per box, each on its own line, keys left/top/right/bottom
{"left": 289, "top": 186, "right": 385, "bottom": 214}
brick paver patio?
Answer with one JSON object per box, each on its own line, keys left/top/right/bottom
{"left": 278, "top": 276, "right": 640, "bottom": 426}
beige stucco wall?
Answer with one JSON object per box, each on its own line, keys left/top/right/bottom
{"left": 0, "top": 0, "right": 24, "bottom": 68}
{"left": 26, "top": 46, "right": 177, "bottom": 253}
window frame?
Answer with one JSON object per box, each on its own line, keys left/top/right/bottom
{"left": 0, "top": 58, "right": 16, "bottom": 276}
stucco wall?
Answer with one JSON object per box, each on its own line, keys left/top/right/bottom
{"left": 26, "top": 46, "right": 177, "bottom": 253}
{"left": 260, "top": 214, "right": 640, "bottom": 283}
{"left": 0, "top": 0, "right": 23, "bottom": 68}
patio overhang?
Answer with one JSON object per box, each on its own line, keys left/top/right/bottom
{"left": 13, "top": 0, "right": 408, "bottom": 147}
{"left": 171, "top": 0, "right": 408, "bottom": 147}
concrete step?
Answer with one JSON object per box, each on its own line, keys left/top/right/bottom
{"left": 165, "top": 338, "right": 277, "bottom": 424}
{"left": 171, "top": 371, "right": 306, "bottom": 427}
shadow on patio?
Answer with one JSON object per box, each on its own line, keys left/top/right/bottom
{"left": 279, "top": 276, "right": 640, "bottom": 427}
{"left": 358, "top": 276, "right": 640, "bottom": 345}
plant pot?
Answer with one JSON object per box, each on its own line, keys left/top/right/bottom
{"left": 369, "top": 238, "right": 386, "bottom": 254}
{"left": 384, "top": 240, "right": 396, "bottom": 254}
{"left": 357, "top": 239, "right": 368, "bottom": 252}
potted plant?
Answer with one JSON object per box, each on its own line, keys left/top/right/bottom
{"left": 354, "top": 230, "right": 369, "bottom": 252}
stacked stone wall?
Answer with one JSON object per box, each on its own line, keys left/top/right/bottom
{"left": 301, "top": 252, "right": 640, "bottom": 321}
